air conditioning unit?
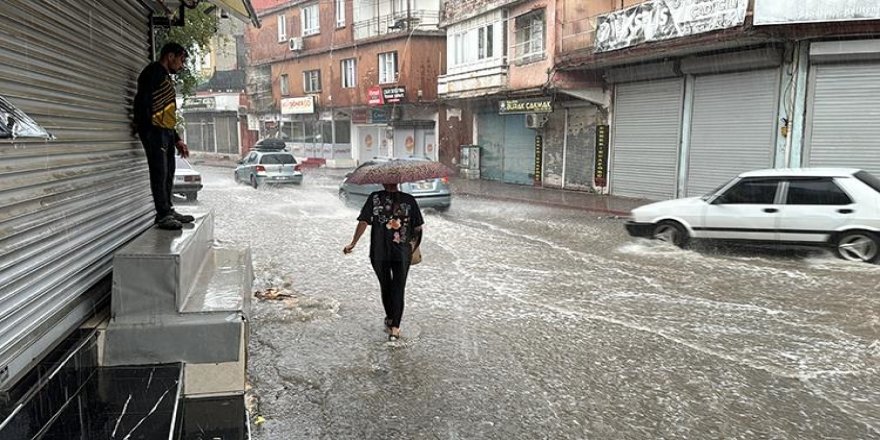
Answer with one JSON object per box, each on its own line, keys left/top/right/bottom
{"left": 525, "top": 113, "right": 547, "bottom": 129}
{"left": 289, "top": 37, "right": 303, "bottom": 52}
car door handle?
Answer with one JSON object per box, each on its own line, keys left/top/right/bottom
{"left": 838, "top": 209, "right": 854, "bottom": 214}
{"left": 763, "top": 208, "right": 778, "bottom": 213}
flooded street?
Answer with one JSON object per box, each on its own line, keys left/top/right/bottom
{"left": 194, "top": 165, "right": 879, "bottom": 440}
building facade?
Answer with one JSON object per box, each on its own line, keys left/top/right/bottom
{"left": 245, "top": 0, "right": 448, "bottom": 163}
{"left": 183, "top": 11, "right": 256, "bottom": 157}
{"left": 557, "top": 0, "right": 880, "bottom": 200}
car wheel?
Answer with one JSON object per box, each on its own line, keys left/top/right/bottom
{"left": 652, "top": 221, "right": 689, "bottom": 248}
{"left": 186, "top": 192, "right": 198, "bottom": 201}
{"left": 250, "top": 175, "right": 258, "bottom": 189}
{"left": 835, "top": 231, "right": 879, "bottom": 263}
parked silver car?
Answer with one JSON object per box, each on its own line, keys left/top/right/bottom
{"left": 338, "top": 157, "right": 452, "bottom": 211}
{"left": 173, "top": 156, "right": 202, "bottom": 201}
{"left": 234, "top": 150, "right": 303, "bottom": 188}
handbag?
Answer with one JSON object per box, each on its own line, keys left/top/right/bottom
{"left": 411, "top": 246, "right": 422, "bottom": 265}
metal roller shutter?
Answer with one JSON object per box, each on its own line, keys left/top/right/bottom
{"left": 686, "top": 69, "right": 780, "bottom": 197}
{"left": 477, "top": 112, "right": 504, "bottom": 181}
{"left": 563, "top": 106, "right": 596, "bottom": 191}
{"left": 806, "top": 62, "right": 880, "bottom": 176}
{"left": 502, "top": 114, "right": 535, "bottom": 185}
{"left": 0, "top": 0, "right": 153, "bottom": 388}
{"left": 611, "top": 78, "right": 684, "bottom": 199}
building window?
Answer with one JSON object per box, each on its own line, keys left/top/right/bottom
{"left": 341, "top": 58, "right": 357, "bottom": 88}
{"left": 303, "top": 70, "right": 321, "bottom": 92}
{"left": 478, "top": 25, "right": 493, "bottom": 59}
{"left": 378, "top": 52, "right": 398, "bottom": 84}
{"left": 301, "top": 3, "right": 319, "bottom": 36}
{"left": 280, "top": 73, "right": 289, "bottom": 96}
{"left": 514, "top": 10, "right": 545, "bottom": 63}
{"left": 335, "top": 0, "right": 345, "bottom": 27}
{"left": 450, "top": 23, "right": 497, "bottom": 67}
{"left": 277, "top": 15, "right": 287, "bottom": 42}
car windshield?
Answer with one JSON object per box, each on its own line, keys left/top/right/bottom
{"left": 260, "top": 154, "right": 296, "bottom": 165}
{"left": 854, "top": 170, "right": 880, "bottom": 193}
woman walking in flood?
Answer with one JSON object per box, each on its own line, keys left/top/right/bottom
{"left": 343, "top": 184, "right": 423, "bottom": 341}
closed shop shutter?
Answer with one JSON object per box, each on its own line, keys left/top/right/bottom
{"left": 806, "top": 62, "right": 880, "bottom": 176}
{"left": 0, "top": 1, "right": 153, "bottom": 388}
{"left": 541, "top": 110, "right": 565, "bottom": 188}
{"left": 215, "top": 114, "right": 238, "bottom": 154}
{"left": 502, "top": 114, "right": 535, "bottom": 185}
{"left": 477, "top": 112, "right": 536, "bottom": 185}
{"left": 563, "top": 106, "right": 597, "bottom": 191}
{"left": 477, "top": 112, "right": 504, "bottom": 181}
{"left": 611, "top": 78, "right": 684, "bottom": 199}
{"left": 686, "top": 69, "right": 780, "bottom": 197}
{"left": 356, "top": 125, "right": 382, "bottom": 161}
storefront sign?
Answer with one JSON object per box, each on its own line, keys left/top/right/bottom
{"left": 246, "top": 114, "right": 259, "bottom": 131}
{"left": 754, "top": 0, "right": 880, "bottom": 25}
{"left": 594, "top": 125, "right": 610, "bottom": 187}
{"left": 534, "top": 135, "right": 543, "bottom": 185}
{"left": 367, "top": 86, "right": 384, "bottom": 106}
{"left": 369, "top": 108, "right": 389, "bottom": 123}
{"left": 595, "top": 0, "right": 748, "bottom": 52}
{"left": 280, "top": 96, "right": 314, "bottom": 114}
{"left": 183, "top": 96, "right": 215, "bottom": 110}
{"left": 498, "top": 97, "right": 553, "bottom": 114}
{"left": 352, "top": 109, "right": 369, "bottom": 124}
{"left": 382, "top": 86, "right": 406, "bottom": 103}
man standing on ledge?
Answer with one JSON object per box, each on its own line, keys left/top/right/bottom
{"left": 134, "top": 42, "right": 195, "bottom": 230}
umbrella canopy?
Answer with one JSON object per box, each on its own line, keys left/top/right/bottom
{"left": 346, "top": 159, "right": 455, "bottom": 185}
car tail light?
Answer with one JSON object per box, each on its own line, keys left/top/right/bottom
{"left": 184, "top": 176, "right": 196, "bottom": 182}
{"left": 255, "top": 165, "right": 266, "bottom": 173}
{"left": 294, "top": 164, "right": 301, "bottom": 171}
{"left": 441, "top": 177, "right": 449, "bottom": 184}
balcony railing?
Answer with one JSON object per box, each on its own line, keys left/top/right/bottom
{"left": 353, "top": 10, "right": 441, "bottom": 40}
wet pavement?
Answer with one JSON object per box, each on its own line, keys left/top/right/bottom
{"left": 188, "top": 166, "right": 879, "bottom": 440}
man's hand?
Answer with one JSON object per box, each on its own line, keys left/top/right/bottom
{"left": 343, "top": 243, "right": 356, "bottom": 254}
{"left": 175, "top": 140, "right": 189, "bottom": 158}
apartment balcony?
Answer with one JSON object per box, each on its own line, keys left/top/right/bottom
{"left": 438, "top": 60, "right": 508, "bottom": 100}
{"left": 353, "top": 10, "right": 441, "bottom": 40}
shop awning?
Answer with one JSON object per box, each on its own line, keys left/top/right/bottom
{"left": 145, "top": 0, "right": 260, "bottom": 27}
{"left": 208, "top": 0, "right": 260, "bottom": 27}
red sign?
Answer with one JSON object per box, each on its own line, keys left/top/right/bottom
{"left": 367, "top": 86, "right": 384, "bottom": 106}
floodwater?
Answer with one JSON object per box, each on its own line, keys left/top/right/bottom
{"left": 192, "top": 165, "right": 879, "bottom": 440}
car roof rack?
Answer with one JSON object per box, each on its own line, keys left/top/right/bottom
{"left": 254, "top": 138, "right": 287, "bottom": 151}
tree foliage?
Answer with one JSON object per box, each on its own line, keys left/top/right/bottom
{"left": 155, "top": 2, "right": 219, "bottom": 98}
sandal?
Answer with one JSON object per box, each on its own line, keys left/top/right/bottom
{"left": 388, "top": 327, "right": 400, "bottom": 341}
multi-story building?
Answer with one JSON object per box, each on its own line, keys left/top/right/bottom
{"left": 556, "top": 0, "right": 880, "bottom": 200}
{"left": 245, "top": 0, "right": 448, "bottom": 164}
{"left": 439, "top": 0, "right": 602, "bottom": 189}
{"left": 182, "top": 10, "right": 256, "bottom": 157}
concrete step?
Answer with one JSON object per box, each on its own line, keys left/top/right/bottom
{"left": 179, "top": 246, "right": 252, "bottom": 316}
{"left": 111, "top": 212, "right": 214, "bottom": 322}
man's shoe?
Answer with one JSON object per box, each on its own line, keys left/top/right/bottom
{"left": 170, "top": 210, "right": 195, "bottom": 223}
{"left": 156, "top": 215, "right": 183, "bottom": 230}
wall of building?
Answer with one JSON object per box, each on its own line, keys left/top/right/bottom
{"left": 507, "top": 0, "right": 556, "bottom": 91}
{"left": 269, "top": 36, "right": 445, "bottom": 109}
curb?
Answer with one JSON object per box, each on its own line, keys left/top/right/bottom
{"left": 454, "top": 192, "right": 633, "bottom": 217}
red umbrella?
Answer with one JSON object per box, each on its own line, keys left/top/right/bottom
{"left": 345, "top": 159, "right": 455, "bottom": 185}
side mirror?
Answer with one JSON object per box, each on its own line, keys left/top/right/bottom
{"left": 345, "top": 172, "right": 352, "bottom": 178}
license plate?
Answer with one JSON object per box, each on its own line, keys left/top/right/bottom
{"left": 415, "top": 181, "right": 433, "bottom": 190}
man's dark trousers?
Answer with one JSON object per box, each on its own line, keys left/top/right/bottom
{"left": 139, "top": 128, "right": 176, "bottom": 221}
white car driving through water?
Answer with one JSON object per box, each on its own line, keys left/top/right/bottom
{"left": 625, "top": 168, "right": 880, "bottom": 263}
